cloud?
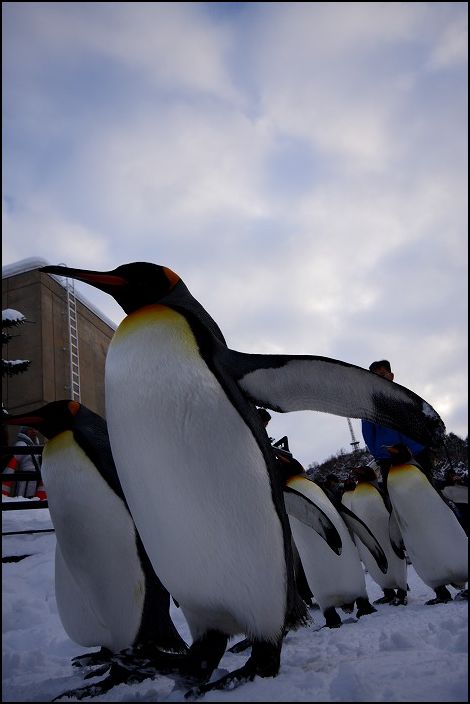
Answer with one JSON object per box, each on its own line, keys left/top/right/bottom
{"left": 2, "top": 197, "right": 110, "bottom": 269}
{"left": 427, "top": 8, "right": 468, "bottom": 70}
{"left": 4, "top": 3, "right": 242, "bottom": 101}
{"left": 2, "top": 2, "right": 467, "bottom": 463}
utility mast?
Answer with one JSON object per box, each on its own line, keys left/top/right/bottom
{"left": 347, "top": 418, "right": 360, "bottom": 452}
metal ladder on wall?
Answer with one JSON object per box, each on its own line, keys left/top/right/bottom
{"left": 65, "top": 278, "right": 81, "bottom": 402}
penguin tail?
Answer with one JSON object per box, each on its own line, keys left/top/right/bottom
{"left": 284, "top": 592, "right": 311, "bottom": 631}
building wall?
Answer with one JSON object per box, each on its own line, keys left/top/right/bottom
{"left": 2, "top": 267, "right": 115, "bottom": 441}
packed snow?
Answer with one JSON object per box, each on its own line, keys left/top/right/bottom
{"left": 2, "top": 498, "right": 468, "bottom": 703}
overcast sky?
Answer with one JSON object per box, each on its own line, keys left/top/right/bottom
{"left": 2, "top": 2, "right": 468, "bottom": 466}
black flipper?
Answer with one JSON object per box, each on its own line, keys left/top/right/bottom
{"left": 221, "top": 348, "right": 445, "bottom": 448}
{"left": 388, "top": 510, "right": 406, "bottom": 559}
{"left": 336, "top": 504, "right": 388, "bottom": 574}
{"left": 284, "top": 487, "right": 342, "bottom": 555}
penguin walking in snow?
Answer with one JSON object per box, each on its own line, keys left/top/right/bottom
{"left": 5, "top": 401, "right": 188, "bottom": 699}
{"left": 285, "top": 475, "right": 384, "bottom": 627}
{"left": 342, "top": 467, "right": 408, "bottom": 606}
{"left": 39, "top": 261, "right": 446, "bottom": 698}
{"left": 386, "top": 444, "right": 468, "bottom": 605}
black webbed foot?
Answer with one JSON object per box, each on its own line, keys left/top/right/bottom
{"left": 229, "top": 628, "right": 290, "bottom": 655}
{"left": 52, "top": 661, "right": 157, "bottom": 700}
{"left": 390, "top": 597, "right": 407, "bottom": 606}
{"left": 82, "top": 663, "right": 112, "bottom": 680}
{"left": 184, "top": 663, "right": 256, "bottom": 699}
{"left": 54, "top": 647, "right": 189, "bottom": 700}
{"left": 425, "top": 585, "right": 453, "bottom": 605}
{"left": 228, "top": 637, "right": 253, "bottom": 654}
{"left": 324, "top": 606, "right": 342, "bottom": 628}
{"left": 454, "top": 588, "right": 468, "bottom": 601}
{"left": 184, "top": 637, "right": 281, "bottom": 700}
{"left": 425, "top": 596, "right": 453, "bottom": 605}
{"left": 356, "top": 597, "right": 377, "bottom": 617}
{"left": 71, "top": 647, "right": 112, "bottom": 669}
{"left": 390, "top": 589, "right": 408, "bottom": 606}
{"left": 83, "top": 662, "right": 112, "bottom": 680}
{"left": 374, "top": 595, "right": 393, "bottom": 604}
{"left": 374, "top": 589, "right": 396, "bottom": 605}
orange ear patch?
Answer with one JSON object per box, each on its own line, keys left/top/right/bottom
{"left": 355, "top": 482, "right": 375, "bottom": 494}
{"left": 68, "top": 401, "right": 80, "bottom": 416}
{"left": 163, "top": 267, "right": 180, "bottom": 289}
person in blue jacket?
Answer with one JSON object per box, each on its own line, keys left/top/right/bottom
{"left": 361, "top": 360, "right": 434, "bottom": 483}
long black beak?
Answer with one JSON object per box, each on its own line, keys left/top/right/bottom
{"left": 40, "top": 265, "right": 127, "bottom": 290}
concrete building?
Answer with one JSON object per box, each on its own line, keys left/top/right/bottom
{"left": 2, "top": 258, "right": 116, "bottom": 440}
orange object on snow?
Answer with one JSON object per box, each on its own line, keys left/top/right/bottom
{"left": 2, "top": 456, "right": 18, "bottom": 497}
{"left": 35, "top": 480, "right": 47, "bottom": 501}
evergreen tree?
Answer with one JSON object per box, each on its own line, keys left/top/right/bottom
{"left": 2, "top": 309, "right": 31, "bottom": 385}
{"left": 307, "top": 432, "right": 468, "bottom": 485}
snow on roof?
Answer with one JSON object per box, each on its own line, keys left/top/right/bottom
{"left": 2, "top": 258, "right": 116, "bottom": 331}
{"left": 2, "top": 309, "right": 26, "bottom": 323}
{"left": 1, "top": 257, "right": 50, "bottom": 278}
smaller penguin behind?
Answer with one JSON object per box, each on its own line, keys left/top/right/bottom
{"left": 386, "top": 444, "right": 468, "bottom": 605}
{"left": 259, "top": 412, "right": 315, "bottom": 609}
{"left": 5, "top": 402, "right": 188, "bottom": 694}
{"left": 227, "top": 417, "right": 326, "bottom": 657}
{"left": 284, "top": 475, "right": 385, "bottom": 627}
{"left": 342, "top": 467, "right": 408, "bottom": 606}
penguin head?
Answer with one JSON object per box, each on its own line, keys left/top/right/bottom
{"left": 342, "top": 478, "right": 357, "bottom": 492}
{"left": 352, "top": 466, "right": 377, "bottom": 483}
{"left": 385, "top": 443, "right": 414, "bottom": 465}
{"left": 40, "top": 262, "right": 181, "bottom": 314}
{"left": 4, "top": 400, "right": 82, "bottom": 440}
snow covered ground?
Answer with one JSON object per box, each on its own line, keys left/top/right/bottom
{"left": 2, "top": 498, "right": 468, "bottom": 702}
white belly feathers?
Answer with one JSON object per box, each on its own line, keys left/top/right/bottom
{"left": 43, "top": 433, "right": 144, "bottom": 651}
{"left": 105, "top": 306, "right": 286, "bottom": 640}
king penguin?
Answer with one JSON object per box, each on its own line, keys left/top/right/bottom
{"left": 342, "top": 466, "right": 408, "bottom": 606}
{"left": 285, "top": 475, "right": 385, "bottom": 626}
{"left": 39, "top": 261, "right": 446, "bottom": 697}
{"left": 386, "top": 444, "right": 468, "bottom": 605}
{"left": 5, "top": 402, "right": 188, "bottom": 697}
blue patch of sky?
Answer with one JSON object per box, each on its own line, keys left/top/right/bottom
{"left": 2, "top": 195, "right": 15, "bottom": 214}
{"left": 263, "top": 135, "right": 330, "bottom": 199}
{"left": 199, "top": 1, "right": 265, "bottom": 119}
{"left": 355, "top": 238, "right": 467, "bottom": 333}
{"left": 202, "top": 2, "right": 253, "bottom": 20}
{"left": 401, "top": 67, "right": 467, "bottom": 124}
{"left": 31, "top": 55, "right": 147, "bottom": 122}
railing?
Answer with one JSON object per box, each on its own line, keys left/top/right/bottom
{"left": 2, "top": 445, "right": 54, "bottom": 539}
{"left": 2, "top": 445, "right": 48, "bottom": 510}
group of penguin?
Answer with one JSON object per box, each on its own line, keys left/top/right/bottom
{"left": 4, "top": 261, "right": 467, "bottom": 701}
